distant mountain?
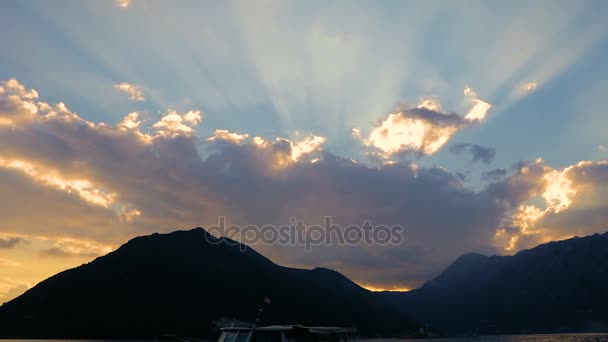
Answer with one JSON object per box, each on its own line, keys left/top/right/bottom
{"left": 387, "top": 232, "right": 608, "bottom": 335}
{"left": 0, "top": 228, "right": 415, "bottom": 339}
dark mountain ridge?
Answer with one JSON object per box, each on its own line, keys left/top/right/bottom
{"left": 0, "top": 228, "right": 414, "bottom": 339}
{"left": 2, "top": 228, "right": 608, "bottom": 338}
{"left": 392, "top": 232, "right": 608, "bottom": 335}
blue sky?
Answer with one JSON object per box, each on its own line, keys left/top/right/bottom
{"left": 1, "top": 0, "right": 608, "bottom": 297}
{"left": 3, "top": 0, "right": 607, "bottom": 173}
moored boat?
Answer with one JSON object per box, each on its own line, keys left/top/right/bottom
{"left": 219, "top": 325, "right": 357, "bottom": 342}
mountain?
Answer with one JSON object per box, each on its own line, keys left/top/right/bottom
{"left": 0, "top": 228, "right": 415, "bottom": 339}
{"left": 389, "top": 232, "right": 608, "bottom": 335}
{"left": 3, "top": 229, "right": 608, "bottom": 338}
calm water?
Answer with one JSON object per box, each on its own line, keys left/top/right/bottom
{"left": 369, "top": 334, "right": 608, "bottom": 342}
{"left": 4, "top": 335, "right": 608, "bottom": 342}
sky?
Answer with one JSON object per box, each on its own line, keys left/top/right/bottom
{"left": 1, "top": 0, "right": 608, "bottom": 302}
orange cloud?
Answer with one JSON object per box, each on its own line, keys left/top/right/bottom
{"left": 493, "top": 159, "right": 607, "bottom": 252}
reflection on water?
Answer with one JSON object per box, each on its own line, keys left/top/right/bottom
{"left": 2, "top": 336, "right": 608, "bottom": 342}
{"left": 367, "top": 334, "right": 608, "bottom": 342}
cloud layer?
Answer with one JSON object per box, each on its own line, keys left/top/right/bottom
{"left": 1, "top": 79, "right": 607, "bottom": 291}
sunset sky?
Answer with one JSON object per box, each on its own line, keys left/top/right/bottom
{"left": 1, "top": 0, "right": 608, "bottom": 302}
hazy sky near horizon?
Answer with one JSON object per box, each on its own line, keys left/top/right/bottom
{"left": 1, "top": 0, "right": 608, "bottom": 301}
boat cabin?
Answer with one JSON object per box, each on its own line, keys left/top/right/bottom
{"left": 219, "top": 325, "right": 356, "bottom": 342}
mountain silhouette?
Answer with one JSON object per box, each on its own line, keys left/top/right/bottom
{"left": 387, "top": 232, "right": 608, "bottom": 335}
{"left": 2, "top": 229, "right": 608, "bottom": 338}
{"left": 0, "top": 228, "right": 414, "bottom": 339}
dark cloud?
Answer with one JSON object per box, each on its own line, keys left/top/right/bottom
{"left": 450, "top": 143, "right": 496, "bottom": 164}
{"left": 481, "top": 168, "right": 508, "bottom": 181}
{"left": 0, "top": 237, "right": 26, "bottom": 249}
{"left": 40, "top": 247, "right": 100, "bottom": 259}
{"left": 399, "top": 106, "right": 468, "bottom": 127}
{"left": 40, "top": 248, "right": 72, "bottom": 258}
{"left": 456, "top": 172, "right": 467, "bottom": 182}
{"left": 484, "top": 160, "right": 549, "bottom": 207}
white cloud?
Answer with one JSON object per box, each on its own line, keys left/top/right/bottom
{"left": 355, "top": 96, "right": 485, "bottom": 157}
{"left": 183, "top": 110, "right": 202, "bottom": 125}
{"left": 0, "top": 79, "right": 39, "bottom": 126}
{"left": 118, "top": 112, "right": 142, "bottom": 130}
{"left": 354, "top": 89, "right": 493, "bottom": 159}
{"left": 253, "top": 136, "right": 265, "bottom": 146}
{"left": 417, "top": 98, "right": 442, "bottom": 112}
{"left": 465, "top": 99, "right": 492, "bottom": 121}
{"left": 208, "top": 129, "right": 249, "bottom": 143}
{"left": 290, "top": 135, "right": 326, "bottom": 161}
{"left": 364, "top": 112, "right": 456, "bottom": 156}
{"left": 152, "top": 109, "right": 202, "bottom": 137}
{"left": 463, "top": 87, "right": 477, "bottom": 98}
{"left": 114, "top": 82, "right": 145, "bottom": 101}
{"left": 464, "top": 86, "right": 492, "bottom": 121}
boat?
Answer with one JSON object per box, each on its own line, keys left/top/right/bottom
{"left": 219, "top": 325, "right": 357, "bottom": 342}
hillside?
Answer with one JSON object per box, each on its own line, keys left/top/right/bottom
{"left": 0, "top": 228, "right": 414, "bottom": 339}
{"left": 391, "top": 233, "right": 608, "bottom": 335}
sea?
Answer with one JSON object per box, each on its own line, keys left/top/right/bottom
{"left": 369, "top": 334, "right": 608, "bottom": 342}
{"left": 4, "top": 335, "right": 608, "bottom": 342}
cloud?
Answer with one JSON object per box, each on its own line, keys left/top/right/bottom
{"left": 519, "top": 81, "right": 538, "bottom": 93}
{"left": 0, "top": 259, "right": 20, "bottom": 267}
{"left": 0, "top": 237, "right": 27, "bottom": 249}
{"left": 489, "top": 159, "right": 608, "bottom": 252}
{"left": 40, "top": 248, "right": 72, "bottom": 258}
{"left": 40, "top": 247, "right": 98, "bottom": 258}
{"left": 289, "top": 135, "right": 326, "bottom": 161}
{"left": 0, "top": 79, "right": 39, "bottom": 127}
{"left": 115, "top": 0, "right": 130, "bottom": 9}
{"left": 463, "top": 86, "right": 492, "bottom": 121}
{"left": 1, "top": 78, "right": 607, "bottom": 289}
{"left": 114, "top": 82, "right": 144, "bottom": 101}
{"left": 599, "top": 144, "right": 607, "bottom": 152}
{"left": 0, "top": 282, "right": 29, "bottom": 304}
{"left": 0, "top": 158, "right": 121, "bottom": 209}
{"left": 354, "top": 100, "right": 467, "bottom": 158}
{"left": 208, "top": 129, "right": 249, "bottom": 144}
{"left": 40, "top": 236, "right": 113, "bottom": 259}
{"left": 118, "top": 112, "right": 142, "bottom": 130}
{"left": 153, "top": 109, "right": 202, "bottom": 138}
{"left": 450, "top": 144, "right": 496, "bottom": 164}
{"left": 481, "top": 168, "right": 508, "bottom": 181}
{"left": 355, "top": 90, "right": 492, "bottom": 159}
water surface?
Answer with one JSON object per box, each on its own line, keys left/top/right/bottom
{"left": 3, "top": 335, "right": 608, "bottom": 342}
